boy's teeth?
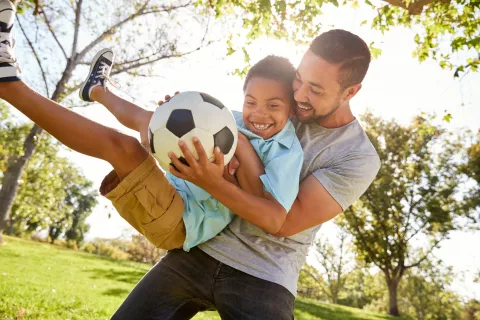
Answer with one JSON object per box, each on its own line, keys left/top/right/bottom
{"left": 252, "top": 123, "right": 271, "bottom": 130}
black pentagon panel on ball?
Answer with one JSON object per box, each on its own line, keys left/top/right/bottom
{"left": 200, "top": 92, "right": 225, "bottom": 109}
{"left": 149, "top": 128, "right": 155, "bottom": 153}
{"left": 170, "top": 157, "right": 190, "bottom": 171}
{"left": 166, "top": 109, "right": 196, "bottom": 138}
{"left": 214, "top": 127, "right": 235, "bottom": 154}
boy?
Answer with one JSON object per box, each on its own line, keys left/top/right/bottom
{"left": 0, "top": 2, "right": 302, "bottom": 250}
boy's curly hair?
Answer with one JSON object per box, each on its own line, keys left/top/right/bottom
{"left": 243, "top": 55, "right": 296, "bottom": 102}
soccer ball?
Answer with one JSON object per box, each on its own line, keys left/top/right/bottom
{"left": 148, "top": 91, "right": 238, "bottom": 171}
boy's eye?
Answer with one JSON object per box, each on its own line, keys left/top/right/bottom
{"left": 268, "top": 103, "right": 279, "bottom": 108}
{"left": 245, "top": 101, "right": 255, "bottom": 105}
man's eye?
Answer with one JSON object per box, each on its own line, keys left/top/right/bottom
{"left": 311, "top": 89, "right": 322, "bottom": 95}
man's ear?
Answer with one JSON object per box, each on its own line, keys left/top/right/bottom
{"left": 342, "top": 83, "right": 362, "bottom": 102}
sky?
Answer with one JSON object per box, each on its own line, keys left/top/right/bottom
{"left": 9, "top": 1, "right": 480, "bottom": 299}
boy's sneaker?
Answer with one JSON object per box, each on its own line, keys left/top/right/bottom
{"left": 79, "top": 48, "right": 115, "bottom": 102}
{"left": 0, "top": 0, "right": 20, "bottom": 82}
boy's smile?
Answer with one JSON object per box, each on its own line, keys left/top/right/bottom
{"left": 243, "top": 77, "right": 294, "bottom": 140}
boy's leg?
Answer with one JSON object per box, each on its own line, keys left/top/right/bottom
{"left": 78, "top": 49, "right": 152, "bottom": 136}
{"left": 90, "top": 87, "right": 153, "bottom": 149}
{"left": 0, "top": 80, "right": 146, "bottom": 180}
{"left": 0, "top": 8, "right": 186, "bottom": 250}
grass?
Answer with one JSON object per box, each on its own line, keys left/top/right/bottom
{"left": 0, "top": 236, "right": 405, "bottom": 320}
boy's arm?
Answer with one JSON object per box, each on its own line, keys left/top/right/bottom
{"left": 170, "top": 140, "right": 287, "bottom": 234}
{"left": 233, "top": 133, "right": 266, "bottom": 198}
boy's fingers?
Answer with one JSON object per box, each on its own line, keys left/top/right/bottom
{"left": 169, "top": 165, "right": 186, "bottom": 180}
{"left": 174, "top": 91, "right": 180, "bottom": 95}
{"left": 169, "top": 152, "right": 191, "bottom": 174}
{"left": 164, "top": 95, "right": 171, "bottom": 101}
{"left": 178, "top": 140, "right": 199, "bottom": 168}
{"left": 192, "top": 137, "right": 208, "bottom": 164}
{"left": 214, "top": 147, "right": 224, "bottom": 167}
{"left": 157, "top": 100, "right": 164, "bottom": 106}
{"left": 228, "top": 156, "right": 240, "bottom": 175}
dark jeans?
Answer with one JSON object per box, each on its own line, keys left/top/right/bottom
{"left": 111, "top": 247, "right": 295, "bottom": 320}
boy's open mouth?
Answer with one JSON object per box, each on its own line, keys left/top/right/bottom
{"left": 251, "top": 122, "right": 273, "bottom": 131}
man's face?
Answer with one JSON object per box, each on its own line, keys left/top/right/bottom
{"left": 292, "top": 50, "right": 344, "bottom": 124}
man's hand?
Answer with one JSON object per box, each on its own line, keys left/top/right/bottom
{"left": 157, "top": 92, "right": 180, "bottom": 106}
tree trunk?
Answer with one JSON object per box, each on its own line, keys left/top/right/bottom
{"left": 0, "top": 68, "right": 69, "bottom": 244}
{"left": 387, "top": 278, "right": 400, "bottom": 316}
{"left": 0, "top": 125, "right": 43, "bottom": 243}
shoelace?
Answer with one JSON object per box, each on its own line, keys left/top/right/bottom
{"left": 0, "top": 33, "right": 15, "bottom": 63}
{"left": 95, "top": 61, "right": 119, "bottom": 91}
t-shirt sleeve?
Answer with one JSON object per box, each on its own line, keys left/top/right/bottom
{"left": 313, "top": 154, "right": 380, "bottom": 211}
{"left": 259, "top": 145, "right": 303, "bottom": 213}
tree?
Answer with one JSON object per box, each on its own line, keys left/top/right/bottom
{"left": 399, "top": 260, "right": 462, "bottom": 320}
{"left": 48, "top": 169, "right": 97, "bottom": 245}
{"left": 310, "top": 230, "right": 352, "bottom": 304}
{"left": 337, "top": 112, "right": 475, "bottom": 316}
{"left": 64, "top": 182, "right": 97, "bottom": 245}
{"left": 0, "top": 0, "right": 212, "bottom": 243}
{"left": 206, "top": 0, "right": 479, "bottom": 77}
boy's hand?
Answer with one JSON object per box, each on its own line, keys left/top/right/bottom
{"left": 169, "top": 138, "right": 226, "bottom": 192}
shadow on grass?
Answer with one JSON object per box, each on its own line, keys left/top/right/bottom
{"left": 102, "top": 288, "right": 130, "bottom": 297}
{"left": 85, "top": 268, "right": 146, "bottom": 285}
{"left": 295, "top": 300, "right": 393, "bottom": 320}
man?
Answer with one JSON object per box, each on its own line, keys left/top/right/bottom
{"left": 112, "top": 29, "right": 380, "bottom": 319}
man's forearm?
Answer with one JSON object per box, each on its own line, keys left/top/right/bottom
{"left": 207, "top": 179, "right": 286, "bottom": 234}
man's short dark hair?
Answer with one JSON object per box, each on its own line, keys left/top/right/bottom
{"left": 243, "top": 55, "right": 296, "bottom": 97}
{"left": 310, "top": 29, "right": 371, "bottom": 88}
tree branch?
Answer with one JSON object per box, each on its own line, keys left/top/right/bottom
{"left": 16, "top": 15, "right": 50, "bottom": 97}
{"left": 404, "top": 237, "right": 443, "bottom": 269}
{"left": 40, "top": 9, "right": 68, "bottom": 60}
{"left": 111, "top": 47, "right": 201, "bottom": 76}
{"left": 380, "top": 0, "right": 446, "bottom": 15}
{"left": 75, "top": 1, "right": 192, "bottom": 64}
{"left": 71, "top": 0, "right": 83, "bottom": 59}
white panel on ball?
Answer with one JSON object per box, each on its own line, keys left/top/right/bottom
{"left": 152, "top": 128, "right": 182, "bottom": 171}
{"left": 190, "top": 101, "right": 227, "bottom": 133}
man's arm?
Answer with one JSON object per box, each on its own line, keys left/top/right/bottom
{"left": 274, "top": 176, "right": 342, "bottom": 237}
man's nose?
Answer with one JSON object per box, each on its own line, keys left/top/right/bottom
{"left": 293, "top": 84, "right": 308, "bottom": 104}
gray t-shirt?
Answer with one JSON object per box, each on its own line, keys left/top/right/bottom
{"left": 199, "top": 118, "right": 380, "bottom": 295}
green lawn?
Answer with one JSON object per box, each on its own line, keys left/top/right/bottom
{"left": 0, "top": 236, "right": 404, "bottom": 320}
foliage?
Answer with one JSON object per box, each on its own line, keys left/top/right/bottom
{"left": 81, "top": 235, "right": 166, "bottom": 264}
{"left": 337, "top": 111, "right": 475, "bottom": 316}
{"left": 310, "top": 230, "right": 352, "bottom": 304}
{"left": 197, "top": 0, "right": 479, "bottom": 77}
{"left": 398, "top": 260, "right": 463, "bottom": 320}
{"left": 0, "top": 236, "right": 408, "bottom": 320}
{"left": 298, "top": 265, "right": 328, "bottom": 300}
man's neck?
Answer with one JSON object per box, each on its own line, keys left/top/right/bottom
{"left": 316, "top": 104, "right": 355, "bottom": 129}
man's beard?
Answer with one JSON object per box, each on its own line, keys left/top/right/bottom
{"left": 295, "top": 101, "right": 341, "bottom": 124}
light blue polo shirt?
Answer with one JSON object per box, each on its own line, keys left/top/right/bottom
{"left": 166, "top": 111, "right": 303, "bottom": 251}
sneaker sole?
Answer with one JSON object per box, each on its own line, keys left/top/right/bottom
{"left": 79, "top": 48, "right": 113, "bottom": 102}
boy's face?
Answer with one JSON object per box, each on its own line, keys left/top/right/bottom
{"left": 242, "top": 77, "right": 294, "bottom": 140}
